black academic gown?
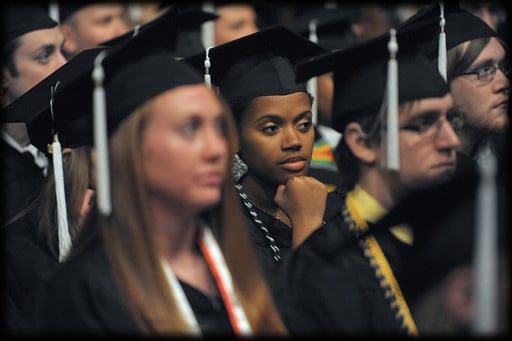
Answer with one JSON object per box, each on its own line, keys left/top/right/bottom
{"left": 3, "top": 211, "right": 58, "bottom": 335}
{"left": 239, "top": 202, "right": 292, "bottom": 299}
{"left": 1, "top": 141, "right": 46, "bottom": 224}
{"left": 374, "top": 147, "right": 509, "bottom": 334}
{"left": 30, "top": 237, "right": 235, "bottom": 336}
{"left": 276, "top": 188, "right": 411, "bottom": 336}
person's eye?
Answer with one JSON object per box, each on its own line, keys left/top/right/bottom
{"left": 447, "top": 111, "right": 466, "bottom": 131}
{"left": 400, "top": 123, "right": 424, "bottom": 133}
{"left": 35, "top": 51, "right": 51, "bottom": 64}
{"left": 400, "top": 114, "right": 438, "bottom": 134}
{"left": 262, "top": 124, "right": 279, "bottom": 135}
{"left": 476, "top": 65, "right": 495, "bottom": 77}
{"left": 215, "top": 119, "right": 226, "bottom": 135}
{"left": 183, "top": 121, "right": 199, "bottom": 135}
{"left": 297, "top": 120, "right": 313, "bottom": 131}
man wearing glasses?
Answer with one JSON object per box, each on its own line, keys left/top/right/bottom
{"left": 275, "top": 22, "right": 462, "bottom": 334}
{"left": 405, "top": 3, "right": 511, "bottom": 160}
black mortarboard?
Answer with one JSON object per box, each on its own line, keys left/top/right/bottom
{"left": 183, "top": 25, "right": 329, "bottom": 107}
{"left": 1, "top": 47, "right": 107, "bottom": 153}
{"left": 285, "top": 7, "right": 358, "bottom": 51}
{"left": 105, "top": 53, "right": 203, "bottom": 135}
{"left": 0, "top": 5, "right": 182, "bottom": 152}
{"left": 296, "top": 25, "right": 451, "bottom": 133}
{"left": 399, "top": 2, "right": 497, "bottom": 60}
{"left": 57, "top": 2, "right": 87, "bottom": 23}
{"left": 100, "top": 6, "right": 219, "bottom": 58}
{"left": 3, "top": 2, "right": 58, "bottom": 43}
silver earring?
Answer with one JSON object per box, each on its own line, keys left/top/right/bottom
{"left": 232, "top": 154, "right": 248, "bottom": 182}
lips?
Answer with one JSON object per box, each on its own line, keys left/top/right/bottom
{"left": 200, "top": 171, "right": 224, "bottom": 185}
{"left": 279, "top": 156, "right": 307, "bottom": 172}
{"left": 433, "top": 161, "right": 456, "bottom": 171}
{"left": 495, "top": 99, "right": 508, "bottom": 109}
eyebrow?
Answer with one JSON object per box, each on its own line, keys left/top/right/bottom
{"left": 254, "top": 110, "right": 313, "bottom": 124}
{"left": 470, "top": 56, "right": 503, "bottom": 70}
{"left": 402, "top": 110, "right": 441, "bottom": 122}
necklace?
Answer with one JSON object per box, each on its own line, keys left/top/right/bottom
{"left": 235, "top": 183, "right": 282, "bottom": 262}
{"left": 342, "top": 191, "right": 418, "bottom": 336}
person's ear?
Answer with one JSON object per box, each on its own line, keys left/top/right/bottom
{"left": 2, "top": 67, "right": 11, "bottom": 91}
{"left": 344, "top": 122, "right": 378, "bottom": 164}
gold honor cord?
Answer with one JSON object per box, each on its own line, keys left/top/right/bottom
{"left": 344, "top": 191, "right": 418, "bottom": 336}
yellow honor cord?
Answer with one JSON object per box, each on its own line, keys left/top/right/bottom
{"left": 345, "top": 192, "right": 418, "bottom": 336}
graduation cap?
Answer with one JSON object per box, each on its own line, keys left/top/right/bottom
{"left": 183, "top": 25, "right": 329, "bottom": 108}
{"left": 0, "top": 5, "right": 185, "bottom": 258}
{"left": 3, "top": 2, "right": 58, "bottom": 42}
{"left": 56, "top": 2, "right": 87, "bottom": 22}
{"left": 1, "top": 5, "right": 182, "bottom": 139}
{"left": 399, "top": 1, "right": 497, "bottom": 66}
{"left": 100, "top": 6, "right": 219, "bottom": 58}
{"left": 296, "top": 22, "right": 451, "bottom": 170}
{"left": 104, "top": 54, "right": 203, "bottom": 135}
{"left": 285, "top": 7, "right": 358, "bottom": 51}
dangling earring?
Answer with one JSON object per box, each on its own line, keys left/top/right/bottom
{"left": 232, "top": 154, "right": 248, "bottom": 182}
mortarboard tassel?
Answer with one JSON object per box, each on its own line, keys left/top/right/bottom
{"left": 52, "top": 134, "right": 72, "bottom": 262}
{"left": 48, "top": 1, "right": 60, "bottom": 23}
{"left": 201, "top": 1, "right": 216, "bottom": 49}
{"left": 92, "top": 50, "right": 112, "bottom": 217}
{"left": 204, "top": 47, "right": 212, "bottom": 88}
{"left": 49, "top": 82, "right": 72, "bottom": 262}
{"left": 438, "top": 1, "right": 447, "bottom": 81}
{"left": 307, "top": 19, "right": 319, "bottom": 125}
{"left": 472, "top": 146, "right": 499, "bottom": 334}
{"left": 386, "top": 28, "right": 400, "bottom": 171}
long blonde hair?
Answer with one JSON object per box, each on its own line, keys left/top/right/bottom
{"left": 96, "top": 91, "right": 287, "bottom": 335}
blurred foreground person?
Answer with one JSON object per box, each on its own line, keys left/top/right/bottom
{"left": 30, "top": 50, "right": 287, "bottom": 336}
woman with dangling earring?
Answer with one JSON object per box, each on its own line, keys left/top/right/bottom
{"left": 184, "top": 26, "right": 332, "bottom": 299}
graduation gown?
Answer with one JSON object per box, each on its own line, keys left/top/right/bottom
{"left": 30, "top": 238, "right": 235, "bottom": 336}
{"left": 374, "top": 147, "right": 509, "bottom": 334}
{"left": 3, "top": 212, "right": 58, "bottom": 335}
{"left": 239, "top": 202, "right": 293, "bottom": 299}
{"left": 276, "top": 188, "right": 412, "bottom": 336}
{"left": 1, "top": 140, "right": 46, "bottom": 224}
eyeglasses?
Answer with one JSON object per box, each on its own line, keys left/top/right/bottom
{"left": 399, "top": 110, "right": 465, "bottom": 136}
{"left": 460, "top": 59, "right": 511, "bottom": 82}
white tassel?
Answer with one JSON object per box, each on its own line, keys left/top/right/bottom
{"left": 201, "top": 1, "right": 216, "bottom": 48}
{"left": 386, "top": 28, "right": 400, "bottom": 171}
{"left": 48, "top": 1, "right": 60, "bottom": 23}
{"left": 52, "top": 135, "right": 72, "bottom": 262}
{"left": 308, "top": 19, "right": 319, "bottom": 44}
{"left": 472, "top": 146, "right": 499, "bottom": 335}
{"left": 92, "top": 51, "right": 111, "bottom": 217}
{"left": 438, "top": 1, "right": 447, "bottom": 81}
{"left": 308, "top": 19, "right": 319, "bottom": 125}
{"left": 49, "top": 81, "right": 71, "bottom": 262}
{"left": 204, "top": 47, "right": 212, "bottom": 87}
